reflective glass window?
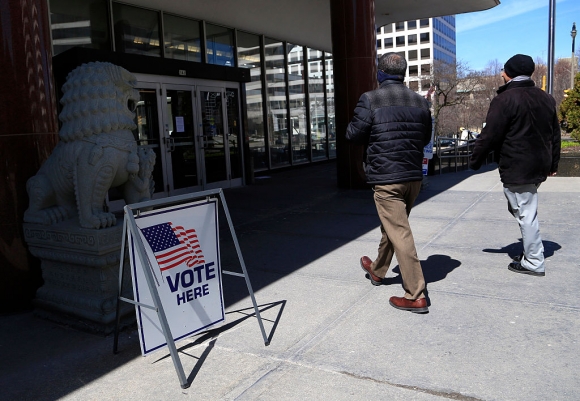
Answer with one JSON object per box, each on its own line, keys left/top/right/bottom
{"left": 407, "top": 20, "right": 417, "bottom": 30}
{"left": 287, "top": 44, "right": 307, "bottom": 164}
{"left": 408, "top": 34, "right": 417, "bottom": 45}
{"left": 237, "top": 32, "right": 267, "bottom": 171}
{"left": 395, "top": 22, "right": 405, "bottom": 31}
{"left": 226, "top": 88, "right": 243, "bottom": 179}
{"left": 421, "top": 48, "right": 431, "bottom": 59}
{"left": 420, "top": 32, "right": 430, "bottom": 44}
{"left": 396, "top": 36, "right": 405, "bottom": 47}
{"left": 409, "top": 65, "right": 418, "bottom": 77}
{"left": 384, "top": 24, "right": 393, "bottom": 34}
{"left": 409, "top": 81, "right": 419, "bottom": 91}
{"left": 163, "top": 14, "right": 201, "bottom": 62}
{"left": 308, "top": 48, "right": 326, "bottom": 161}
{"left": 112, "top": 3, "right": 161, "bottom": 57}
{"left": 325, "top": 55, "right": 335, "bottom": 158}
{"left": 206, "top": 23, "right": 234, "bottom": 66}
{"left": 384, "top": 38, "right": 393, "bottom": 48}
{"left": 408, "top": 49, "right": 418, "bottom": 61}
{"left": 50, "top": 0, "right": 110, "bottom": 56}
{"left": 421, "top": 64, "right": 431, "bottom": 75}
{"left": 420, "top": 19, "right": 430, "bottom": 28}
{"left": 265, "top": 38, "right": 289, "bottom": 167}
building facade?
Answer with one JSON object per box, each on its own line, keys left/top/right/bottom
{"left": 376, "top": 16, "right": 456, "bottom": 94}
{"left": 0, "top": 0, "right": 498, "bottom": 313}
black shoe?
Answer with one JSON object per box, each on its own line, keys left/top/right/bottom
{"left": 512, "top": 252, "right": 524, "bottom": 263}
{"left": 508, "top": 261, "right": 545, "bottom": 276}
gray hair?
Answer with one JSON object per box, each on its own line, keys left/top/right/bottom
{"left": 378, "top": 52, "right": 407, "bottom": 76}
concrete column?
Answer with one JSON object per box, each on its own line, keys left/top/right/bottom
{"left": 0, "top": 0, "right": 59, "bottom": 312}
{"left": 330, "top": 0, "right": 377, "bottom": 188}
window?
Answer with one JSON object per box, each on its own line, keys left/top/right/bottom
{"left": 420, "top": 19, "right": 430, "bottom": 28}
{"left": 206, "top": 23, "right": 234, "bottom": 66}
{"left": 421, "top": 48, "right": 430, "bottom": 59}
{"left": 407, "top": 20, "right": 417, "bottom": 30}
{"left": 384, "top": 24, "right": 393, "bottom": 34}
{"left": 422, "top": 80, "right": 431, "bottom": 90}
{"left": 407, "top": 34, "right": 417, "bottom": 45}
{"left": 376, "top": 39, "right": 382, "bottom": 49}
{"left": 420, "top": 32, "right": 430, "bottom": 44}
{"left": 325, "top": 55, "right": 336, "bottom": 158}
{"left": 50, "top": 0, "right": 110, "bottom": 56}
{"left": 308, "top": 48, "right": 327, "bottom": 161}
{"left": 384, "top": 38, "right": 393, "bottom": 48}
{"left": 265, "top": 38, "right": 289, "bottom": 167}
{"left": 113, "top": 3, "right": 161, "bottom": 57}
{"left": 408, "top": 49, "right": 418, "bottom": 61}
{"left": 237, "top": 32, "right": 266, "bottom": 170}
{"left": 396, "top": 36, "right": 405, "bottom": 47}
{"left": 409, "top": 65, "right": 418, "bottom": 76}
{"left": 395, "top": 22, "right": 405, "bottom": 31}
{"left": 409, "top": 81, "right": 419, "bottom": 91}
{"left": 287, "top": 44, "right": 307, "bottom": 164}
{"left": 421, "top": 64, "right": 431, "bottom": 75}
{"left": 163, "top": 15, "right": 201, "bottom": 62}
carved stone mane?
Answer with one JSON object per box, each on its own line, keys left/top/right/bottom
{"left": 24, "top": 62, "right": 155, "bottom": 229}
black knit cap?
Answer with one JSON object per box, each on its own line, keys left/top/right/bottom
{"left": 503, "top": 54, "right": 535, "bottom": 77}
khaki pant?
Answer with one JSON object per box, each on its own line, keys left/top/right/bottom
{"left": 371, "top": 181, "right": 425, "bottom": 300}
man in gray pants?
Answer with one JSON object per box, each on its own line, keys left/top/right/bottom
{"left": 470, "top": 54, "right": 560, "bottom": 276}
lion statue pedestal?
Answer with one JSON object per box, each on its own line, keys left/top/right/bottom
{"left": 23, "top": 221, "right": 134, "bottom": 334}
{"left": 22, "top": 62, "right": 155, "bottom": 333}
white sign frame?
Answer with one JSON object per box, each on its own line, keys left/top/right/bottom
{"left": 113, "top": 189, "right": 269, "bottom": 389}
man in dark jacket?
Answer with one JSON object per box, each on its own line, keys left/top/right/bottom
{"left": 346, "top": 52, "right": 432, "bottom": 313}
{"left": 470, "top": 54, "right": 560, "bottom": 276}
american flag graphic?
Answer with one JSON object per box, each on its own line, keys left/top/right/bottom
{"left": 140, "top": 222, "right": 206, "bottom": 272}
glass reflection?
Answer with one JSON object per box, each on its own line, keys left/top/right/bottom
{"left": 112, "top": 3, "right": 161, "bottom": 57}
{"left": 265, "top": 38, "right": 289, "bottom": 167}
{"left": 206, "top": 23, "right": 234, "bottom": 66}
{"left": 325, "top": 55, "right": 336, "bottom": 158}
{"left": 163, "top": 14, "right": 201, "bottom": 62}
{"left": 237, "top": 32, "right": 267, "bottom": 171}
{"left": 308, "top": 48, "right": 327, "bottom": 160}
{"left": 288, "top": 44, "right": 307, "bottom": 164}
{"left": 49, "top": 0, "right": 110, "bottom": 56}
{"left": 226, "top": 89, "right": 243, "bottom": 179}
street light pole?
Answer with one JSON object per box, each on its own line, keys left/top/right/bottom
{"left": 572, "top": 22, "right": 577, "bottom": 89}
{"left": 547, "top": 0, "right": 556, "bottom": 94}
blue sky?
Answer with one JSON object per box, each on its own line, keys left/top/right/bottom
{"left": 456, "top": 0, "right": 580, "bottom": 71}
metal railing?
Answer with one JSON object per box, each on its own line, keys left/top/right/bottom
{"left": 434, "top": 136, "right": 493, "bottom": 174}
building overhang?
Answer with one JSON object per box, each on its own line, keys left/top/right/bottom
{"left": 123, "top": 0, "right": 500, "bottom": 52}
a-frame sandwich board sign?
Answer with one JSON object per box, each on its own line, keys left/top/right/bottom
{"left": 113, "top": 189, "right": 269, "bottom": 389}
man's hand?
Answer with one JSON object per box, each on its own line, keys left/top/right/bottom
{"left": 549, "top": 171, "right": 557, "bottom": 176}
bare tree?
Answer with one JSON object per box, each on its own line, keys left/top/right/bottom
{"left": 429, "top": 59, "right": 483, "bottom": 136}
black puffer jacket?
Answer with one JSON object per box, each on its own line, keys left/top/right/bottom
{"left": 469, "top": 79, "right": 561, "bottom": 185}
{"left": 345, "top": 79, "right": 432, "bottom": 184}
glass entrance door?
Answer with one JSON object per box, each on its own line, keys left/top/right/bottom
{"left": 163, "top": 86, "right": 200, "bottom": 194}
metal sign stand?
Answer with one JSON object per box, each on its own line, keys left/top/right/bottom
{"left": 112, "top": 189, "right": 269, "bottom": 389}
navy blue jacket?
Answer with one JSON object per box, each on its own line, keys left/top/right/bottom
{"left": 345, "top": 79, "right": 432, "bottom": 185}
{"left": 469, "top": 79, "right": 561, "bottom": 185}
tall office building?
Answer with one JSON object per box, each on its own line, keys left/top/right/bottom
{"left": 376, "top": 16, "right": 456, "bottom": 94}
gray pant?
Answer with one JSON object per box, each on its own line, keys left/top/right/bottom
{"left": 503, "top": 184, "right": 545, "bottom": 273}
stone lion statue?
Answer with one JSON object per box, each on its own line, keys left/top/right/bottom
{"left": 24, "top": 62, "right": 156, "bottom": 229}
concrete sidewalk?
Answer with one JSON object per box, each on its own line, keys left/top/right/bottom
{"left": 2, "top": 162, "right": 579, "bottom": 401}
